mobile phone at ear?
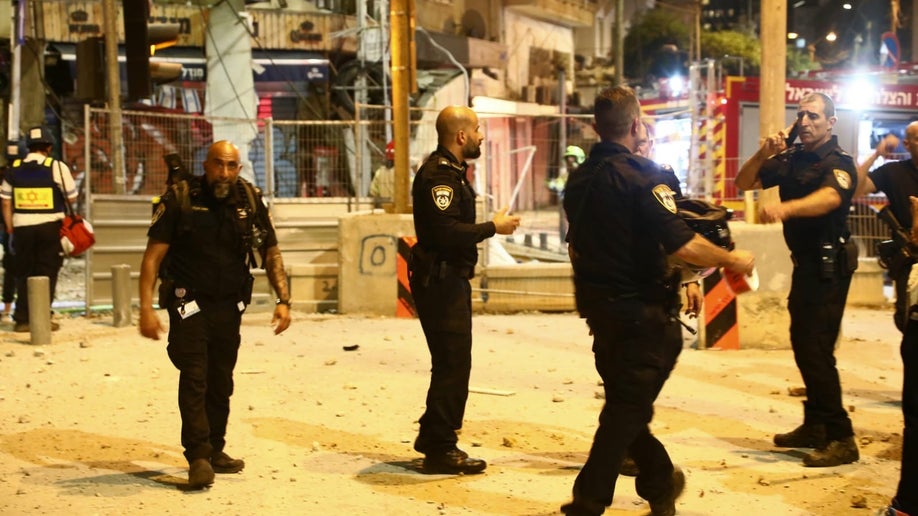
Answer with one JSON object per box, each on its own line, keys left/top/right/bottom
{"left": 784, "top": 119, "right": 800, "bottom": 147}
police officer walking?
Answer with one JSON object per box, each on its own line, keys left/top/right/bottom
{"left": 138, "top": 140, "right": 292, "bottom": 489}
{"left": 0, "top": 126, "right": 77, "bottom": 333}
{"left": 855, "top": 122, "right": 918, "bottom": 515}
{"left": 560, "top": 86, "right": 755, "bottom": 516}
{"left": 410, "top": 105, "right": 520, "bottom": 475}
{"left": 736, "top": 92, "right": 860, "bottom": 467}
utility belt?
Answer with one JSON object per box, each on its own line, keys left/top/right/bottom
{"left": 791, "top": 238, "right": 858, "bottom": 279}
{"left": 574, "top": 273, "right": 681, "bottom": 313}
{"left": 408, "top": 244, "right": 473, "bottom": 287}
{"left": 157, "top": 275, "right": 254, "bottom": 310}
{"left": 430, "top": 261, "right": 473, "bottom": 280}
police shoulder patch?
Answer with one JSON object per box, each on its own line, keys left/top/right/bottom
{"left": 833, "top": 169, "right": 852, "bottom": 190}
{"left": 432, "top": 185, "right": 454, "bottom": 211}
{"left": 150, "top": 202, "right": 166, "bottom": 226}
{"left": 652, "top": 184, "right": 678, "bottom": 214}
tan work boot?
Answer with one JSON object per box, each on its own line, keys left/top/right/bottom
{"left": 187, "top": 458, "right": 215, "bottom": 488}
{"left": 211, "top": 451, "right": 245, "bottom": 473}
{"left": 803, "top": 436, "right": 859, "bottom": 467}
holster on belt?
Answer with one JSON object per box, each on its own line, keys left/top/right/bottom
{"left": 158, "top": 278, "right": 175, "bottom": 309}
{"left": 431, "top": 261, "right": 473, "bottom": 280}
{"left": 409, "top": 245, "right": 435, "bottom": 287}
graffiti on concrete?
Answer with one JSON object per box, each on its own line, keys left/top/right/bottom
{"left": 359, "top": 234, "right": 396, "bottom": 276}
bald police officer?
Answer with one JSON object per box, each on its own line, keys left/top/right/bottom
{"left": 410, "top": 105, "right": 520, "bottom": 474}
{"left": 139, "top": 141, "right": 292, "bottom": 489}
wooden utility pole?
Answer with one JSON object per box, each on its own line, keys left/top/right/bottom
{"left": 614, "top": 0, "right": 623, "bottom": 86}
{"left": 752, "top": 0, "right": 787, "bottom": 221}
{"left": 8, "top": 0, "right": 23, "bottom": 149}
{"left": 101, "top": 0, "right": 125, "bottom": 194}
{"left": 693, "top": 0, "right": 702, "bottom": 62}
{"left": 390, "top": 0, "right": 414, "bottom": 214}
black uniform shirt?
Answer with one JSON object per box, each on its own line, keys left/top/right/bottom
{"left": 411, "top": 145, "right": 496, "bottom": 269}
{"left": 148, "top": 178, "right": 278, "bottom": 299}
{"left": 869, "top": 158, "right": 918, "bottom": 230}
{"left": 563, "top": 141, "right": 695, "bottom": 295}
{"left": 759, "top": 135, "right": 857, "bottom": 254}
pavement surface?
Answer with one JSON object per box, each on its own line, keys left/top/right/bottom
{"left": 0, "top": 306, "right": 905, "bottom": 515}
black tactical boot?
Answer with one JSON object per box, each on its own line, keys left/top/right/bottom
{"left": 773, "top": 423, "right": 827, "bottom": 448}
{"left": 648, "top": 466, "right": 686, "bottom": 516}
{"left": 803, "top": 436, "right": 859, "bottom": 467}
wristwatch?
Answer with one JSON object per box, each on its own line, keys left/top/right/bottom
{"left": 276, "top": 298, "right": 292, "bottom": 307}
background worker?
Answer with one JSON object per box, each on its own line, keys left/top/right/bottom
{"left": 0, "top": 126, "right": 76, "bottom": 333}
{"left": 735, "top": 92, "right": 859, "bottom": 468}
{"left": 0, "top": 164, "right": 16, "bottom": 320}
{"left": 369, "top": 140, "right": 396, "bottom": 207}
{"left": 409, "top": 105, "right": 520, "bottom": 475}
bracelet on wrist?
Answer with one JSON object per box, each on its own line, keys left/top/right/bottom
{"left": 276, "top": 298, "right": 291, "bottom": 307}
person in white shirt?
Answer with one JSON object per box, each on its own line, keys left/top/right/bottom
{"left": 0, "top": 126, "right": 77, "bottom": 332}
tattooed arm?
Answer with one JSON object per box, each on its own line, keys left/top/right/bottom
{"left": 264, "top": 244, "right": 291, "bottom": 334}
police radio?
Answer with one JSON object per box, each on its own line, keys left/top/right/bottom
{"left": 163, "top": 153, "right": 194, "bottom": 185}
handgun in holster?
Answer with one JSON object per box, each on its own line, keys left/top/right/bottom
{"left": 874, "top": 206, "right": 918, "bottom": 277}
{"left": 158, "top": 278, "right": 176, "bottom": 309}
{"left": 409, "top": 245, "right": 435, "bottom": 288}
{"left": 240, "top": 274, "right": 254, "bottom": 305}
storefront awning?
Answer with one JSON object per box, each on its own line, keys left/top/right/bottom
{"left": 54, "top": 44, "right": 329, "bottom": 84}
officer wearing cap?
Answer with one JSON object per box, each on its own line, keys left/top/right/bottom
{"left": 560, "top": 86, "right": 754, "bottom": 516}
{"left": 138, "top": 140, "right": 292, "bottom": 489}
{"left": 0, "top": 126, "right": 77, "bottom": 333}
{"left": 736, "top": 91, "right": 860, "bottom": 467}
{"left": 409, "top": 105, "right": 520, "bottom": 475}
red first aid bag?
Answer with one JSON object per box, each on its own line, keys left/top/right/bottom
{"left": 60, "top": 214, "right": 95, "bottom": 257}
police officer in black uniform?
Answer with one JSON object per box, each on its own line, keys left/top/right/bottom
{"left": 138, "top": 140, "right": 292, "bottom": 489}
{"left": 857, "top": 126, "right": 914, "bottom": 331}
{"left": 736, "top": 92, "right": 860, "bottom": 468}
{"left": 410, "top": 105, "right": 520, "bottom": 475}
{"left": 0, "top": 126, "right": 77, "bottom": 332}
{"left": 560, "top": 86, "right": 755, "bottom": 516}
{"left": 855, "top": 122, "right": 918, "bottom": 516}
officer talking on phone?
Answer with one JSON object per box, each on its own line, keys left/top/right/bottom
{"left": 735, "top": 92, "right": 860, "bottom": 468}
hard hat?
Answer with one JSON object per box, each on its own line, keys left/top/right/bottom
{"left": 26, "top": 126, "right": 55, "bottom": 147}
{"left": 385, "top": 140, "right": 395, "bottom": 161}
{"left": 563, "top": 145, "right": 585, "bottom": 165}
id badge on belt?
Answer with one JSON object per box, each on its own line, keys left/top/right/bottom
{"left": 174, "top": 287, "right": 201, "bottom": 319}
{"left": 180, "top": 300, "right": 200, "bottom": 319}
